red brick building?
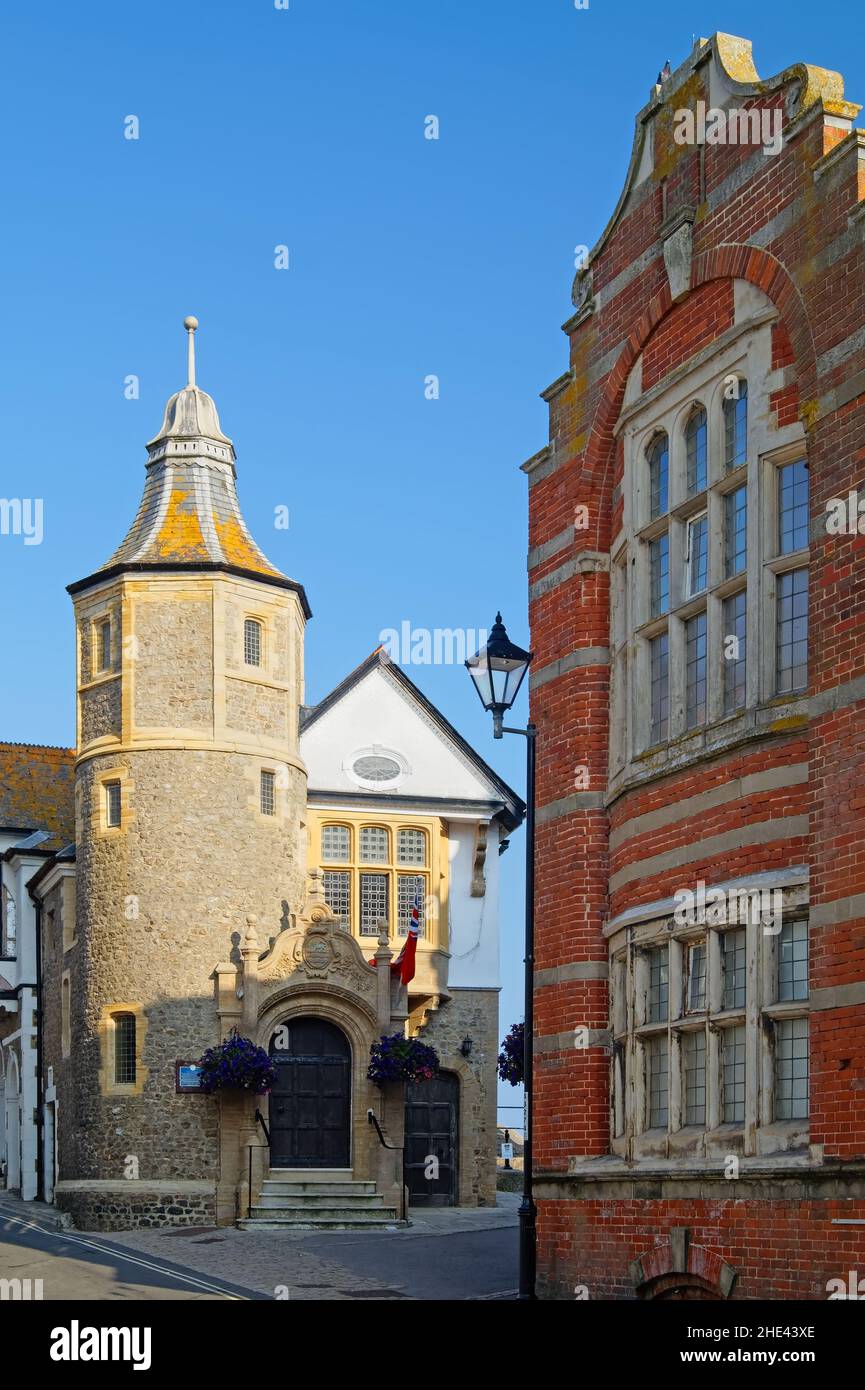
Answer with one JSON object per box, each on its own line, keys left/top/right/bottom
{"left": 525, "top": 33, "right": 865, "bottom": 1300}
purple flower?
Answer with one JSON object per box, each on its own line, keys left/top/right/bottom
{"left": 368, "top": 1032, "right": 440, "bottom": 1085}
{"left": 497, "top": 1022, "right": 524, "bottom": 1087}
{"left": 198, "top": 1030, "right": 277, "bottom": 1095}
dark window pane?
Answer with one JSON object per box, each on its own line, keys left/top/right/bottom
{"left": 724, "top": 485, "right": 747, "bottom": 577}
{"left": 650, "top": 533, "right": 670, "bottom": 617}
{"left": 650, "top": 633, "right": 669, "bottom": 743}
{"left": 686, "top": 407, "right": 708, "bottom": 494}
{"left": 778, "top": 461, "right": 809, "bottom": 554}
{"left": 686, "top": 612, "right": 707, "bottom": 728}
{"left": 723, "top": 590, "right": 747, "bottom": 713}
{"left": 648, "top": 435, "right": 669, "bottom": 518}
{"left": 114, "top": 1014, "right": 136, "bottom": 1085}
{"left": 724, "top": 380, "right": 748, "bottom": 470}
{"left": 776, "top": 568, "right": 808, "bottom": 693}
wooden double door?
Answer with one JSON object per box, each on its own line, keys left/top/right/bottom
{"left": 269, "top": 1018, "right": 351, "bottom": 1168}
{"left": 404, "top": 1072, "right": 459, "bottom": 1206}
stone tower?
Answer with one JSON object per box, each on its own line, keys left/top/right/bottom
{"left": 59, "top": 318, "right": 310, "bottom": 1226}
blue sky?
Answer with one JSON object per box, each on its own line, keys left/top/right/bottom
{"left": 1, "top": 1, "right": 862, "bottom": 1117}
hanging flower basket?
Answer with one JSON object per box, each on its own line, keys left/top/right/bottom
{"left": 368, "top": 1032, "right": 440, "bottom": 1086}
{"left": 497, "top": 1021, "right": 524, "bottom": 1087}
{"left": 198, "top": 1030, "right": 277, "bottom": 1095}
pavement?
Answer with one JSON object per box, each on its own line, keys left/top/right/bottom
{"left": 0, "top": 1192, "right": 520, "bottom": 1302}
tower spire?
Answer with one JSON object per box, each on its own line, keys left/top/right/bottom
{"left": 184, "top": 315, "right": 198, "bottom": 387}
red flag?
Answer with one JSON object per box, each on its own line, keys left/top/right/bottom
{"left": 368, "top": 888, "right": 421, "bottom": 985}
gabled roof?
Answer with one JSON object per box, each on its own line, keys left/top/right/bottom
{"left": 0, "top": 744, "right": 76, "bottom": 854}
{"left": 301, "top": 649, "right": 525, "bottom": 831}
{"left": 568, "top": 32, "right": 860, "bottom": 310}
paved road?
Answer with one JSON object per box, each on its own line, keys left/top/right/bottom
{"left": 0, "top": 1196, "right": 519, "bottom": 1301}
{"left": 0, "top": 1202, "right": 258, "bottom": 1301}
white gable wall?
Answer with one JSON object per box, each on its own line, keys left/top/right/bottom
{"left": 301, "top": 666, "right": 504, "bottom": 804}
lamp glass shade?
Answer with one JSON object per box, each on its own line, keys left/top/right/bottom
{"left": 465, "top": 614, "right": 532, "bottom": 714}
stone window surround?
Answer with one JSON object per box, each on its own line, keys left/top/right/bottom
{"left": 97, "top": 1002, "right": 149, "bottom": 1097}
{"left": 251, "top": 760, "right": 290, "bottom": 824}
{"left": 90, "top": 765, "right": 135, "bottom": 838}
{"left": 609, "top": 294, "right": 808, "bottom": 788}
{"left": 608, "top": 881, "right": 809, "bottom": 1164}
{"left": 80, "top": 597, "right": 122, "bottom": 690}
{"left": 61, "top": 970, "right": 71, "bottom": 1059}
{"left": 239, "top": 608, "right": 271, "bottom": 680}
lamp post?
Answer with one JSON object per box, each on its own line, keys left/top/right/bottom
{"left": 465, "top": 613, "right": 536, "bottom": 1300}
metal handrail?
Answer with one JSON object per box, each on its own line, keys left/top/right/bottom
{"left": 246, "top": 1141, "right": 270, "bottom": 1220}
{"left": 255, "top": 1107, "right": 270, "bottom": 1143}
{"left": 366, "top": 1108, "right": 408, "bottom": 1223}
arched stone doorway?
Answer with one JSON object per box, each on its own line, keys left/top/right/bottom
{"left": 268, "top": 1017, "right": 351, "bottom": 1168}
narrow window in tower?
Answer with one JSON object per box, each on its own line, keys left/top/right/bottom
{"left": 113, "top": 1013, "right": 137, "bottom": 1085}
{"left": 244, "top": 618, "right": 263, "bottom": 667}
{"left": 61, "top": 973, "right": 71, "bottom": 1058}
{"left": 105, "top": 781, "right": 122, "bottom": 829}
{"left": 99, "top": 619, "right": 111, "bottom": 673}
{"left": 260, "top": 770, "right": 275, "bottom": 816}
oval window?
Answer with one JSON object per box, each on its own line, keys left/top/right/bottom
{"left": 352, "top": 755, "right": 401, "bottom": 783}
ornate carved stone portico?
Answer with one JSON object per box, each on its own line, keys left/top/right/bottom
{"left": 213, "top": 870, "right": 408, "bottom": 1225}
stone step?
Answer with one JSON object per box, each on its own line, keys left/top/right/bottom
{"left": 240, "top": 1209, "right": 403, "bottom": 1231}
{"left": 249, "top": 1204, "right": 399, "bottom": 1220}
{"left": 256, "top": 1192, "right": 386, "bottom": 1210}
{"left": 266, "top": 1168, "right": 353, "bottom": 1183}
{"left": 259, "top": 1180, "right": 377, "bottom": 1198}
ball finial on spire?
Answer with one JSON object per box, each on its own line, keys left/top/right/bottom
{"left": 183, "top": 315, "right": 198, "bottom": 386}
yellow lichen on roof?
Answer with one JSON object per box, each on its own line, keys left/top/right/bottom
{"left": 213, "top": 510, "right": 281, "bottom": 576}
{"left": 154, "top": 488, "right": 208, "bottom": 561}
{"left": 0, "top": 743, "right": 76, "bottom": 847}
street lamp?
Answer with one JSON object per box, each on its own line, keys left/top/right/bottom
{"left": 466, "top": 614, "right": 536, "bottom": 1301}
{"left": 465, "top": 613, "right": 533, "bottom": 740}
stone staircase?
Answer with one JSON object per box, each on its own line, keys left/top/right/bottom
{"left": 238, "top": 1168, "right": 405, "bottom": 1231}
